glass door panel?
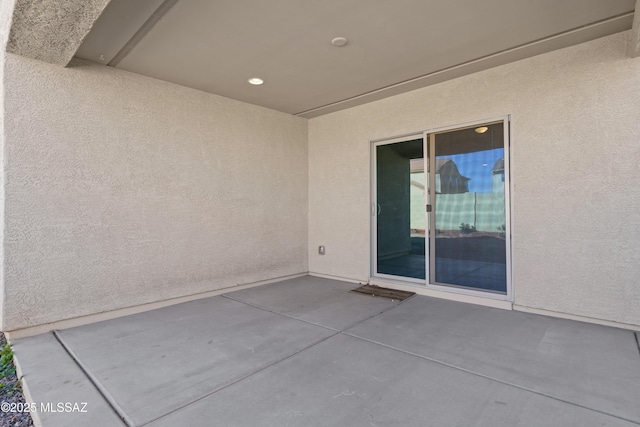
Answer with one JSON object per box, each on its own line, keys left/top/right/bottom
{"left": 430, "top": 123, "right": 507, "bottom": 293}
{"left": 375, "top": 138, "right": 425, "bottom": 280}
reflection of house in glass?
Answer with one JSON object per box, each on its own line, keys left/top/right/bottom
{"left": 492, "top": 158, "right": 505, "bottom": 193}
{"left": 435, "top": 158, "right": 470, "bottom": 194}
{"left": 409, "top": 158, "right": 471, "bottom": 194}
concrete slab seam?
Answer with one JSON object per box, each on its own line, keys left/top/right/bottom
{"left": 635, "top": 332, "right": 640, "bottom": 359}
{"left": 220, "top": 295, "right": 342, "bottom": 332}
{"left": 52, "top": 331, "right": 131, "bottom": 427}
{"left": 329, "top": 293, "right": 419, "bottom": 332}
{"left": 222, "top": 292, "right": 416, "bottom": 333}
{"left": 332, "top": 293, "right": 419, "bottom": 331}
{"left": 138, "top": 331, "right": 341, "bottom": 427}
{"left": 340, "top": 331, "right": 640, "bottom": 426}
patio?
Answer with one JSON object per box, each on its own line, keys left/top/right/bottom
{"left": 12, "top": 276, "right": 640, "bottom": 427}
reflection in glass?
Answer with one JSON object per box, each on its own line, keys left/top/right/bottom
{"left": 376, "top": 139, "right": 425, "bottom": 280}
{"left": 432, "top": 123, "right": 507, "bottom": 293}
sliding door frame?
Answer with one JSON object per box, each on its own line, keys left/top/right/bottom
{"left": 370, "top": 115, "right": 513, "bottom": 302}
{"left": 370, "top": 132, "right": 427, "bottom": 285}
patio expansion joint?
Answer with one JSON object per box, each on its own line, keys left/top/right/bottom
{"left": 220, "top": 294, "right": 340, "bottom": 332}
{"left": 51, "top": 330, "right": 133, "bottom": 427}
{"left": 221, "top": 292, "right": 417, "bottom": 334}
{"left": 142, "top": 294, "right": 416, "bottom": 426}
{"left": 138, "top": 331, "right": 341, "bottom": 427}
{"left": 340, "top": 331, "right": 640, "bottom": 426}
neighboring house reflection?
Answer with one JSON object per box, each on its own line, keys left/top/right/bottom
{"left": 410, "top": 158, "right": 471, "bottom": 194}
{"left": 492, "top": 157, "right": 505, "bottom": 193}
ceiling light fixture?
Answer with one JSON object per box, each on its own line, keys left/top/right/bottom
{"left": 248, "top": 78, "right": 264, "bottom": 85}
{"left": 331, "top": 37, "right": 348, "bottom": 47}
{"left": 475, "top": 126, "right": 488, "bottom": 134}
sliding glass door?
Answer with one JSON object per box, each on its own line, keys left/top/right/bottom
{"left": 430, "top": 122, "right": 508, "bottom": 293}
{"left": 372, "top": 119, "right": 511, "bottom": 298}
{"left": 374, "top": 136, "right": 426, "bottom": 281}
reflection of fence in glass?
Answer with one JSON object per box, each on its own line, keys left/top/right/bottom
{"left": 410, "top": 172, "right": 426, "bottom": 234}
{"left": 411, "top": 184, "right": 505, "bottom": 233}
{"left": 410, "top": 159, "right": 506, "bottom": 234}
{"left": 434, "top": 192, "right": 505, "bottom": 233}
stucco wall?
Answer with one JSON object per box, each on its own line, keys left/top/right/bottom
{"left": 2, "top": 54, "right": 308, "bottom": 330}
{"left": 0, "top": 0, "right": 18, "bottom": 329}
{"left": 308, "top": 31, "right": 640, "bottom": 327}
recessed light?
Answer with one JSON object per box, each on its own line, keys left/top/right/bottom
{"left": 331, "top": 37, "right": 348, "bottom": 47}
{"left": 248, "top": 78, "right": 264, "bottom": 85}
{"left": 475, "top": 126, "right": 488, "bottom": 134}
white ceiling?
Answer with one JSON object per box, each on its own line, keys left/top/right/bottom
{"left": 76, "top": 0, "right": 636, "bottom": 118}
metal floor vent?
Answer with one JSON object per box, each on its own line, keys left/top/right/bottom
{"left": 350, "top": 285, "right": 415, "bottom": 301}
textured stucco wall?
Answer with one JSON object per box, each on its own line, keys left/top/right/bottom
{"left": 2, "top": 55, "right": 308, "bottom": 330}
{"left": 0, "top": 0, "right": 16, "bottom": 328}
{"left": 308, "top": 31, "right": 640, "bottom": 327}
{"left": 7, "top": 0, "right": 111, "bottom": 65}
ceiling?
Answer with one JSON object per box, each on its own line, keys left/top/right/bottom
{"left": 75, "top": 0, "right": 636, "bottom": 118}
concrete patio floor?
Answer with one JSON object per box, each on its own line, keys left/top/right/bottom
{"left": 12, "top": 275, "right": 640, "bottom": 426}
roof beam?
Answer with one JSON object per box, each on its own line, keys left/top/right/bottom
{"left": 6, "top": 0, "right": 112, "bottom": 66}
{"left": 629, "top": 0, "right": 640, "bottom": 57}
